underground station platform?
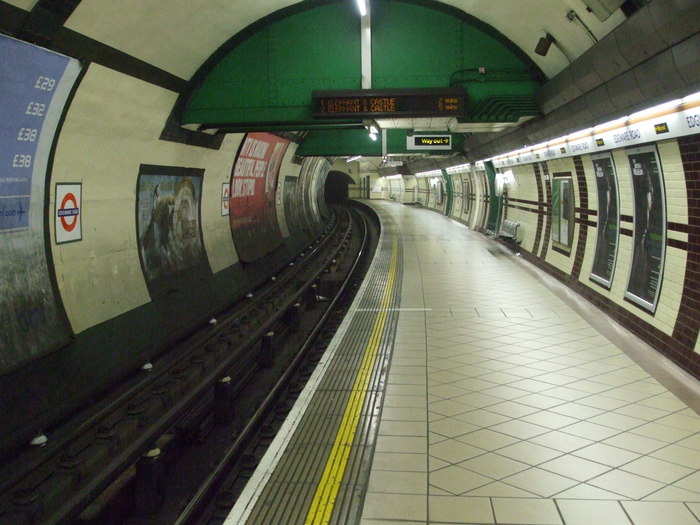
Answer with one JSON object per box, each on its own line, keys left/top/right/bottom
{"left": 225, "top": 201, "right": 700, "bottom": 525}
{"left": 2, "top": 2, "right": 700, "bottom": 525}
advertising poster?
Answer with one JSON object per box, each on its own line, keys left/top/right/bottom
{"left": 229, "top": 133, "right": 290, "bottom": 262}
{"left": 590, "top": 154, "right": 620, "bottom": 287}
{"left": 0, "top": 35, "right": 80, "bottom": 372}
{"left": 317, "top": 169, "right": 330, "bottom": 220}
{"left": 283, "top": 176, "right": 299, "bottom": 236}
{"left": 137, "top": 168, "right": 206, "bottom": 288}
{"left": 625, "top": 146, "right": 666, "bottom": 311}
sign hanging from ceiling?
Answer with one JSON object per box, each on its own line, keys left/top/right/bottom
{"left": 312, "top": 88, "right": 466, "bottom": 118}
{"left": 407, "top": 135, "right": 452, "bottom": 151}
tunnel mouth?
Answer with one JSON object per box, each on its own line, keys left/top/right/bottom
{"left": 324, "top": 170, "right": 355, "bottom": 204}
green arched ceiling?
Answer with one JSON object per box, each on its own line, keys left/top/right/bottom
{"left": 182, "top": 0, "right": 543, "bottom": 130}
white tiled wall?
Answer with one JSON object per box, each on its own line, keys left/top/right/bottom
{"left": 507, "top": 140, "right": 690, "bottom": 341}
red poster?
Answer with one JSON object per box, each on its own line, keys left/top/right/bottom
{"left": 229, "top": 133, "right": 290, "bottom": 262}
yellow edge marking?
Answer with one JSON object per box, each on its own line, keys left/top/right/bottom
{"left": 304, "top": 238, "right": 399, "bottom": 525}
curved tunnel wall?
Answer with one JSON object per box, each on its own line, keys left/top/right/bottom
{"left": 0, "top": 55, "right": 334, "bottom": 451}
{"left": 497, "top": 137, "right": 700, "bottom": 378}
{"left": 182, "top": 0, "right": 542, "bottom": 129}
{"left": 371, "top": 134, "right": 700, "bottom": 378}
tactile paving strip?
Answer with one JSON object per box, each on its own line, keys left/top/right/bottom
{"left": 245, "top": 210, "right": 403, "bottom": 525}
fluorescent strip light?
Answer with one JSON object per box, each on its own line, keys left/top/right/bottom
{"left": 446, "top": 163, "right": 471, "bottom": 174}
{"left": 683, "top": 91, "right": 700, "bottom": 104}
{"left": 630, "top": 98, "right": 682, "bottom": 120}
{"left": 369, "top": 125, "right": 379, "bottom": 134}
{"left": 386, "top": 174, "right": 402, "bottom": 179}
{"left": 486, "top": 89, "right": 700, "bottom": 166}
{"left": 415, "top": 169, "right": 442, "bottom": 178}
{"left": 369, "top": 132, "right": 378, "bottom": 141}
{"left": 346, "top": 155, "right": 362, "bottom": 162}
{"left": 355, "top": 0, "right": 367, "bottom": 16}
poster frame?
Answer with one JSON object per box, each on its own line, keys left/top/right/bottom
{"left": 589, "top": 151, "right": 621, "bottom": 289}
{"left": 623, "top": 144, "right": 667, "bottom": 314}
{"left": 134, "top": 164, "right": 208, "bottom": 294}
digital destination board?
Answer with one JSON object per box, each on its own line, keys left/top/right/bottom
{"left": 312, "top": 88, "right": 466, "bottom": 118}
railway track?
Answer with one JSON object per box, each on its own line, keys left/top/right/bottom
{"left": 0, "top": 203, "right": 377, "bottom": 525}
{"left": 171, "top": 204, "right": 377, "bottom": 525}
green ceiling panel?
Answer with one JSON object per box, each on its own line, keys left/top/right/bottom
{"left": 182, "top": 0, "right": 544, "bottom": 129}
{"left": 185, "top": 2, "right": 361, "bottom": 126}
{"left": 371, "top": 2, "right": 463, "bottom": 88}
{"left": 297, "top": 128, "right": 464, "bottom": 156}
{"left": 297, "top": 129, "right": 383, "bottom": 157}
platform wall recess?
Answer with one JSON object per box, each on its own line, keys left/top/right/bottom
{"left": 0, "top": 54, "right": 333, "bottom": 452}
{"left": 498, "top": 136, "right": 700, "bottom": 378}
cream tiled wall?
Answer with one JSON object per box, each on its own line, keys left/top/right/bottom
{"left": 275, "top": 143, "right": 301, "bottom": 238}
{"left": 505, "top": 164, "right": 539, "bottom": 252}
{"left": 403, "top": 175, "right": 418, "bottom": 203}
{"left": 459, "top": 173, "right": 472, "bottom": 224}
{"left": 469, "top": 169, "right": 487, "bottom": 230}
{"left": 578, "top": 153, "right": 603, "bottom": 284}
{"left": 49, "top": 64, "right": 244, "bottom": 334}
{"left": 543, "top": 157, "right": 578, "bottom": 275}
{"left": 576, "top": 142, "right": 687, "bottom": 337}
{"left": 507, "top": 140, "right": 689, "bottom": 341}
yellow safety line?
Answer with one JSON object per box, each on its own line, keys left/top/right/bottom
{"left": 304, "top": 238, "right": 398, "bottom": 525}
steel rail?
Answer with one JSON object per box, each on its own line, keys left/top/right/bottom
{"left": 175, "top": 206, "right": 371, "bottom": 525}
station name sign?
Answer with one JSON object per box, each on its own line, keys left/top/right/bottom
{"left": 408, "top": 134, "right": 452, "bottom": 151}
{"left": 312, "top": 88, "right": 466, "bottom": 118}
{"left": 490, "top": 97, "right": 700, "bottom": 170}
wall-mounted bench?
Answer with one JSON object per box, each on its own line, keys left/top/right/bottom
{"left": 498, "top": 219, "right": 521, "bottom": 253}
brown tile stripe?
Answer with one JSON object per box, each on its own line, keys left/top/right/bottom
{"left": 509, "top": 197, "right": 546, "bottom": 207}
{"left": 620, "top": 214, "right": 634, "bottom": 223}
{"left": 673, "top": 135, "right": 700, "bottom": 354}
{"left": 532, "top": 163, "right": 545, "bottom": 255}
{"left": 480, "top": 171, "right": 489, "bottom": 230}
{"left": 552, "top": 245, "right": 571, "bottom": 257}
{"left": 539, "top": 162, "right": 553, "bottom": 259}
{"left": 620, "top": 228, "right": 634, "bottom": 237}
{"left": 507, "top": 204, "right": 542, "bottom": 214}
{"left": 572, "top": 156, "right": 589, "bottom": 280}
{"left": 668, "top": 221, "right": 691, "bottom": 233}
{"left": 576, "top": 218, "right": 598, "bottom": 228}
{"left": 514, "top": 246, "right": 700, "bottom": 380}
{"left": 668, "top": 238, "right": 689, "bottom": 251}
{"left": 575, "top": 207, "right": 598, "bottom": 216}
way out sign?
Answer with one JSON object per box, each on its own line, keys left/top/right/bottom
{"left": 55, "top": 183, "right": 82, "bottom": 243}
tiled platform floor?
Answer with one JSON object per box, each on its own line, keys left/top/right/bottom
{"left": 360, "top": 201, "right": 700, "bottom": 525}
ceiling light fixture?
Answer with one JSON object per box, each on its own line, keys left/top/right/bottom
{"left": 535, "top": 33, "right": 555, "bottom": 56}
{"left": 355, "top": 0, "right": 367, "bottom": 17}
{"left": 415, "top": 169, "right": 442, "bottom": 178}
{"left": 346, "top": 155, "right": 362, "bottom": 162}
